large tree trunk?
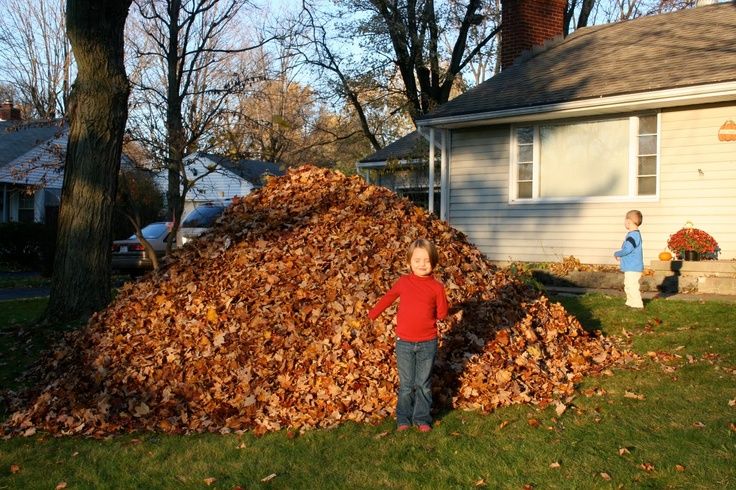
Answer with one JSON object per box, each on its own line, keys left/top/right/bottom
{"left": 46, "top": 0, "right": 132, "bottom": 322}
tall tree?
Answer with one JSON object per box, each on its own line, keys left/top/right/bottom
{"left": 127, "top": 0, "right": 270, "bottom": 253}
{"left": 0, "top": 0, "right": 73, "bottom": 118}
{"left": 296, "top": 0, "right": 499, "bottom": 147}
{"left": 46, "top": 0, "right": 133, "bottom": 322}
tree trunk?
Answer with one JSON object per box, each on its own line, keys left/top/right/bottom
{"left": 45, "top": 0, "right": 132, "bottom": 322}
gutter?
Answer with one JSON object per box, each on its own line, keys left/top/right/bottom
{"left": 417, "top": 81, "right": 736, "bottom": 128}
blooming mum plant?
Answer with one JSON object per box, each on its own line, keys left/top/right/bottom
{"left": 666, "top": 227, "right": 720, "bottom": 259}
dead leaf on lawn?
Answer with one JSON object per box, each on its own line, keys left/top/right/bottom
{"left": 728, "top": 399, "right": 735, "bottom": 407}
{"left": 675, "top": 464, "right": 686, "bottom": 472}
{"left": 639, "top": 463, "right": 655, "bottom": 472}
{"left": 729, "top": 423, "right": 736, "bottom": 433}
{"left": 549, "top": 462, "right": 561, "bottom": 469}
{"left": 474, "top": 478, "right": 487, "bottom": 487}
{"left": 203, "top": 477, "right": 216, "bottom": 486}
{"left": 618, "top": 447, "right": 631, "bottom": 456}
{"left": 624, "top": 391, "right": 646, "bottom": 400}
{"left": 261, "top": 473, "right": 277, "bottom": 482}
{"left": 693, "top": 421, "right": 705, "bottom": 429}
{"left": 599, "top": 472, "right": 612, "bottom": 481}
{"left": 9, "top": 464, "right": 20, "bottom": 474}
{"left": 55, "top": 482, "right": 67, "bottom": 490}
{"left": 527, "top": 418, "right": 541, "bottom": 428}
{"left": 554, "top": 401, "right": 567, "bottom": 417}
{"left": 498, "top": 420, "right": 510, "bottom": 430}
{"left": 373, "top": 431, "right": 389, "bottom": 439}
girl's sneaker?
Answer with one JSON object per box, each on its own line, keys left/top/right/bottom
{"left": 417, "top": 424, "right": 432, "bottom": 432}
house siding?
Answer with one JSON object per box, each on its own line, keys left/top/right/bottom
{"left": 448, "top": 103, "right": 736, "bottom": 264}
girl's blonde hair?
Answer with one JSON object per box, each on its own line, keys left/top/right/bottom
{"left": 407, "top": 239, "right": 439, "bottom": 268}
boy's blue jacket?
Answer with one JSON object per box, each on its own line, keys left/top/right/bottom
{"left": 615, "top": 230, "right": 643, "bottom": 272}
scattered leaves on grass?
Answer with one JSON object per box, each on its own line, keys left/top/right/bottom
{"left": 9, "top": 464, "right": 20, "bottom": 474}
{"left": 639, "top": 463, "right": 655, "bottom": 472}
{"left": 527, "top": 418, "right": 541, "bottom": 428}
{"left": 2, "top": 166, "right": 630, "bottom": 437}
{"left": 675, "top": 464, "right": 686, "bottom": 472}
{"left": 554, "top": 401, "right": 567, "bottom": 416}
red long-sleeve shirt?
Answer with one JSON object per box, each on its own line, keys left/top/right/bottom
{"left": 368, "top": 274, "right": 449, "bottom": 342}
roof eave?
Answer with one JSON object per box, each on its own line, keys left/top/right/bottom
{"left": 417, "top": 81, "right": 736, "bottom": 128}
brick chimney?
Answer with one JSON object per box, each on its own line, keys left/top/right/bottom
{"left": 500, "top": 0, "right": 566, "bottom": 70}
{"left": 0, "top": 100, "right": 22, "bottom": 121}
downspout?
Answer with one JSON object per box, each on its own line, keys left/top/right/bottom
{"left": 440, "top": 130, "right": 448, "bottom": 221}
{"left": 428, "top": 128, "right": 435, "bottom": 214}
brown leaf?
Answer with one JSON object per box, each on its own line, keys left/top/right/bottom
{"left": 55, "top": 483, "right": 67, "bottom": 490}
{"left": 624, "top": 391, "right": 646, "bottom": 400}
{"left": 599, "top": 472, "right": 612, "bottom": 481}
{"left": 10, "top": 464, "right": 20, "bottom": 474}
{"left": 527, "top": 418, "right": 541, "bottom": 428}
{"left": 675, "top": 464, "right": 686, "bottom": 472}
{"left": 549, "top": 462, "right": 561, "bottom": 469}
{"left": 204, "top": 477, "right": 216, "bottom": 486}
{"left": 618, "top": 447, "right": 631, "bottom": 456}
{"left": 639, "top": 463, "right": 655, "bottom": 472}
{"left": 261, "top": 473, "right": 277, "bottom": 482}
{"left": 498, "top": 420, "right": 510, "bottom": 430}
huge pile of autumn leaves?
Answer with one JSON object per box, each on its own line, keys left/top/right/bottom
{"left": 5, "top": 166, "right": 627, "bottom": 437}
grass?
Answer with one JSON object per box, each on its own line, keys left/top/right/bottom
{"left": 0, "top": 293, "right": 734, "bottom": 489}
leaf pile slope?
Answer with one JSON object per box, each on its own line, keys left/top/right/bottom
{"left": 5, "top": 166, "right": 626, "bottom": 436}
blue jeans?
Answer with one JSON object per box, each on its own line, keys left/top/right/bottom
{"left": 395, "top": 338, "right": 438, "bottom": 426}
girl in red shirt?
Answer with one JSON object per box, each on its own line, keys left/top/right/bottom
{"left": 368, "top": 239, "right": 449, "bottom": 432}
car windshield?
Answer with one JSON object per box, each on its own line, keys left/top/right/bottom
{"left": 181, "top": 206, "right": 225, "bottom": 228}
{"left": 127, "top": 222, "right": 170, "bottom": 240}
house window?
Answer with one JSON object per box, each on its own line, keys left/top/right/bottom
{"left": 512, "top": 113, "right": 658, "bottom": 201}
{"left": 18, "top": 193, "right": 35, "bottom": 223}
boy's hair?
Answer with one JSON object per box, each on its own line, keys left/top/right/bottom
{"left": 626, "top": 209, "right": 643, "bottom": 226}
{"left": 407, "top": 239, "right": 439, "bottom": 268}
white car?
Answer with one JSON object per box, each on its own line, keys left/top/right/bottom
{"left": 112, "top": 222, "right": 173, "bottom": 275}
{"left": 176, "top": 204, "right": 227, "bottom": 247}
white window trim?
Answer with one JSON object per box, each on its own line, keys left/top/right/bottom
{"left": 509, "top": 113, "right": 660, "bottom": 204}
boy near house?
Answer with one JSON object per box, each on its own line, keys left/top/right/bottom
{"left": 614, "top": 209, "right": 644, "bottom": 309}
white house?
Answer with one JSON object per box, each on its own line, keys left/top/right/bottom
{"left": 361, "top": 0, "right": 736, "bottom": 264}
{"left": 0, "top": 118, "right": 66, "bottom": 224}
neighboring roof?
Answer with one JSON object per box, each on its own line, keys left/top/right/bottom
{"left": 0, "top": 120, "right": 64, "bottom": 166}
{"left": 173, "top": 153, "right": 255, "bottom": 203}
{"left": 0, "top": 124, "right": 68, "bottom": 189}
{"left": 359, "top": 131, "right": 428, "bottom": 164}
{"left": 198, "top": 153, "right": 284, "bottom": 187}
{"left": 419, "top": 3, "right": 736, "bottom": 124}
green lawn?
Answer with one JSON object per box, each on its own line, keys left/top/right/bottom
{"left": 0, "top": 294, "right": 734, "bottom": 489}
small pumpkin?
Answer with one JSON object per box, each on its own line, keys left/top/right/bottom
{"left": 658, "top": 251, "right": 673, "bottom": 261}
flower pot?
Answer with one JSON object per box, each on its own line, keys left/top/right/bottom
{"left": 683, "top": 250, "right": 700, "bottom": 261}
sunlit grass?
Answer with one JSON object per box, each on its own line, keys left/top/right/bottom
{"left": 0, "top": 294, "right": 734, "bottom": 488}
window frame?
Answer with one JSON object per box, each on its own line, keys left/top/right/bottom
{"left": 509, "top": 113, "right": 660, "bottom": 204}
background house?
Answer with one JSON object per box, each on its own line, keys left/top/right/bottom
{"left": 0, "top": 109, "right": 66, "bottom": 224}
{"left": 365, "top": 0, "right": 736, "bottom": 264}
{"left": 164, "top": 152, "right": 284, "bottom": 216}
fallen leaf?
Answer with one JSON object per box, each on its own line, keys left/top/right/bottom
{"left": 55, "top": 483, "right": 67, "bottom": 490}
{"left": 261, "top": 473, "right": 277, "bottom": 482}
{"left": 729, "top": 399, "right": 735, "bottom": 407}
{"left": 639, "top": 463, "right": 655, "bottom": 472}
{"left": 675, "top": 464, "right": 686, "bottom": 472}
{"left": 729, "top": 423, "right": 736, "bottom": 433}
{"left": 624, "top": 391, "right": 646, "bottom": 400}
{"left": 693, "top": 421, "right": 705, "bottom": 429}
{"left": 474, "top": 479, "right": 486, "bottom": 487}
{"left": 204, "top": 477, "right": 216, "bottom": 486}
{"left": 618, "top": 447, "right": 630, "bottom": 456}
{"left": 554, "top": 401, "right": 567, "bottom": 417}
{"left": 373, "top": 431, "right": 389, "bottom": 439}
{"left": 599, "top": 472, "right": 612, "bottom": 481}
{"left": 498, "top": 420, "right": 510, "bottom": 430}
{"left": 549, "top": 462, "right": 561, "bottom": 469}
{"left": 10, "top": 464, "right": 20, "bottom": 474}
{"left": 527, "top": 418, "right": 541, "bottom": 428}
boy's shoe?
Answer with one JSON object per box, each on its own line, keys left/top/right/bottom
{"left": 397, "top": 424, "right": 411, "bottom": 432}
{"left": 417, "top": 424, "right": 432, "bottom": 432}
